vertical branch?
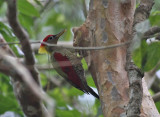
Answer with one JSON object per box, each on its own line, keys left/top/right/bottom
{"left": 126, "top": 0, "right": 154, "bottom": 117}
{"left": 5, "top": 0, "right": 50, "bottom": 116}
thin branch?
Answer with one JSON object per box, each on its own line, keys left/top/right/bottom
{"left": 152, "top": 92, "right": 160, "bottom": 103}
{"left": 42, "top": 41, "right": 131, "bottom": 50}
{"left": 0, "top": 36, "right": 16, "bottom": 56}
{"left": 0, "top": 40, "right": 131, "bottom": 50}
{"left": 144, "top": 26, "right": 160, "bottom": 37}
{"left": 155, "top": 33, "right": 160, "bottom": 40}
{"left": 143, "top": 26, "right": 160, "bottom": 40}
{"left": 151, "top": 78, "right": 160, "bottom": 93}
{"left": 0, "top": 41, "right": 41, "bottom": 46}
{"left": 36, "top": 65, "right": 54, "bottom": 71}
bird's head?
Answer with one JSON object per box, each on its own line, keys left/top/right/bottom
{"left": 38, "top": 30, "right": 66, "bottom": 54}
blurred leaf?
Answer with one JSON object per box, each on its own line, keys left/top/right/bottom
{"left": 142, "top": 42, "right": 160, "bottom": 71}
{"left": 132, "top": 40, "right": 147, "bottom": 70}
{"left": 49, "top": 88, "right": 68, "bottom": 107}
{"left": 0, "top": 22, "right": 13, "bottom": 37}
{"left": 56, "top": 0, "right": 84, "bottom": 25}
{"left": 0, "top": 0, "right": 4, "bottom": 6}
{"left": 155, "top": 101, "right": 160, "bottom": 113}
{"left": 68, "top": 87, "right": 84, "bottom": 97}
{"left": 56, "top": 109, "right": 81, "bottom": 117}
{"left": 40, "top": 73, "right": 48, "bottom": 87}
{"left": 0, "top": 75, "right": 22, "bottom": 115}
{"left": 0, "top": 1, "right": 6, "bottom": 17}
{"left": 18, "top": 13, "right": 34, "bottom": 36}
{"left": 0, "top": 22, "right": 20, "bottom": 56}
{"left": 0, "top": 94, "right": 20, "bottom": 114}
{"left": 36, "top": 54, "right": 49, "bottom": 64}
{"left": 45, "top": 10, "right": 67, "bottom": 29}
{"left": 81, "top": 58, "right": 88, "bottom": 70}
{"left": 0, "top": 22, "right": 17, "bottom": 44}
{"left": 133, "top": 41, "right": 160, "bottom": 71}
{"left": 149, "top": 14, "right": 160, "bottom": 26}
{"left": 98, "top": 115, "right": 104, "bottom": 117}
{"left": 17, "top": 0, "right": 40, "bottom": 17}
{"left": 87, "top": 75, "right": 96, "bottom": 88}
{"left": 149, "top": 89, "right": 154, "bottom": 96}
{"left": 150, "top": 0, "right": 160, "bottom": 26}
{"left": 0, "top": 74, "right": 12, "bottom": 94}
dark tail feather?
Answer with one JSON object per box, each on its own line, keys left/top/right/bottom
{"left": 87, "top": 86, "right": 99, "bottom": 99}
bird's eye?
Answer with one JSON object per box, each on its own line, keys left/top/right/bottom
{"left": 48, "top": 36, "right": 53, "bottom": 40}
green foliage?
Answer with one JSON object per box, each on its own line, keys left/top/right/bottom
{"left": 0, "top": 0, "right": 4, "bottom": 6}
{"left": 149, "top": 13, "right": 160, "bottom": 26}
{"left": 18, "top": 13, "right": 34, "bottom": 35}
{"left": 0, "top": 22, "right": 15, "bottom": 41}
{"left": 0, "top": 94, "right": 20, "bottom": 114}
{"left": 133, "top": 41, "right": 160, "bottom": 71}
{"left": 17, "top": 0, "right": 40, "bottom": 17}
{"left": 0, "top": 74, "right": 22, "bottom": 115}
{"left": 0, "top": 1, "right": 6, "bottom": 17}
{"left": 1, "top": 0, "right": 160, "bottom": 116}
{"left": 149, "top": 0, "right": 160, "bottom": 26}
{"left": 81, "top": 58, "right": 88, "bottom": 70}
{"left": 155, "top": 102, "right": 160, "bottom": 113}
{"left": 87, "top": 75, "right": 97, "bottom": 88}
{"left": 56, "top": 109, "right": 81, "bottom": 117}
{"left": 0, "top": 22, "right": 19, "bottom": 56}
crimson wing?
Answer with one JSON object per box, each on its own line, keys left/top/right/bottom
{"left": 51, "top": 49, "right": 99, "bottom": 99}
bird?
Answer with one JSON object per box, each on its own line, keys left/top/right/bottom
{"left": 38, "top": 30, "right": 99, "bottom": 99}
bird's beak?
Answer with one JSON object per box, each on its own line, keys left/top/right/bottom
{"left": 55, "top": 29, "right": 66, "bottom": 39}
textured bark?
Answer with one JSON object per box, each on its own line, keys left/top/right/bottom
{"left": 73, "top": 0, "right": 159, "bottom": 117}
{"left": 73, "top": 0, "right": 135, "bottom": 116}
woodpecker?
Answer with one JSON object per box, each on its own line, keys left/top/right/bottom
{"left": 38, "top": 30, "right": 99, "bottom": 99}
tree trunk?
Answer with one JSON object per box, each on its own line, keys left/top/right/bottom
{"left": 73, "top": 0, "right": 159, "bottom": 116}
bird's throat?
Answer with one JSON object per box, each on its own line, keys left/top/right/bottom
{"left": 38, "top": 46, "right": 48, "bottom": 54}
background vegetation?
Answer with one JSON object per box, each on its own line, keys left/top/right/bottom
{"left": 0, "top": 0, "right": 160, "bottom": 116}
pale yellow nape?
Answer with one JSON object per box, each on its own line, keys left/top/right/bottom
{"left": 38, "top": 46, "right": 48, "bottom": 54}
